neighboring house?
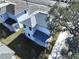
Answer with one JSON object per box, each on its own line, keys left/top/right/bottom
{"left": 21, "top": 11, "right": 51, "bottom": 48}
{"left": 0, "top": 42, "right": 16, "bottom": 59}
{"left": 0, "top": 1, "right": 28, "bottom": 32}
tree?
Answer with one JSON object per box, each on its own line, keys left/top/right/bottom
{"left": 48, "top": 1, "right": 79, "bottom": 59}
{"left": 48, "top": 1, "right": 79, "bottom": 36}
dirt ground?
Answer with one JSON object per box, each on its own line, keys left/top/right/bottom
{"left": 0, "top": 23, "right": 45, "bottom": 59}
{"left": 8, "top": 34, "right": 45, "bottom": 59}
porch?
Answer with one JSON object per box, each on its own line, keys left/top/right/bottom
{"left": 33, "top": 30, "right": 50, "bottom": 43}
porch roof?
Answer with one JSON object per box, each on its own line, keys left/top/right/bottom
{"left": 33, "top": 30, "right": 50, "bottom": 42}
{"left": 5, "top": 18, "right": 17, "bottom": 25}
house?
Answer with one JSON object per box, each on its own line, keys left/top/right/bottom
{"left": 0, "top": 42, "right": 16, "bottom": 59}
{"left": 0, "top": 0, "right": 28, "bottom": 32}
{"left": 21, "top": 11, "right": 51, "bottom": 48}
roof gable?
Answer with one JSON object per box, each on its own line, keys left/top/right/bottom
{"left": 35, "top": 12, "right": 48, "bottom": 27}
{"left": 21, "top": 11, "right": 48, "bottom": 28}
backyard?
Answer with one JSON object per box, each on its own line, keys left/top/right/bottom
{"left": 8, "top": 34, "right": 45, "bottom": 59}
{"left": 0, "top": 23, "right": 45, "bottom": 59}
{"left": 0, "top": 23, "right": 58, "bottom": 59}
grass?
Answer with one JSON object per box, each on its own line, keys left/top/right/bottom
{"left": 1, "top": 28, "right": 23, "bottom": 45}
{"left": 51, "top": 31, "right": 59, "bottom": 46}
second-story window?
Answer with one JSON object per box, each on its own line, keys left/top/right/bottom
{"left": 23, "top": 24, "right": 26, "bottom": 28}
{"left": 29, "top": 27, "right": 32, "bottom": 31}
{"left": 24, "top": 10, "right": 26, "bottom": 13}
{"left": 0, "top": 15, "right": 2, "bottom": 18}
{"left": 28, "top": 33, "right": 30, "bottom": 37}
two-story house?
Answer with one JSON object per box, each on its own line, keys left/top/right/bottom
{"left": 0, "top": 0, "right": 28, "bottom": 32}
{"left": 21, "top": 11, "right": 51, "bottom": 48}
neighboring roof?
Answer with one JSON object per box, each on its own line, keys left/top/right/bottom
{"left": 5, "top": 18, "right": 17, "bottom": 25}
{"left": 33, "top": 30, "right": 50, "bottom": 42}
{"left": 30, "top": 15, "right": 37, "bottom": 28}
{"left": 0, "top": 42, "right": 15, "bottom": 54}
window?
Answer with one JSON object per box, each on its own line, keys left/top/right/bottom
{"left": 0, "top": 15, "right": 2, "bottom": 18}
{"left": 65, "top": 1, "right": 67, "bottom": 3}
{"left": 24, "top": 10, "right": 26, "bottom": 13}
{"left": 15, "top": 24, "right": 19, "bottom": 29}
{"left": 23, "top": 24, "right": 26, "bottom": 28}
{"left": 28, "top": 33, "right": 30, "bottom": 37}
{"left": 29, "top": 27, "right": 32, "bottom": 31}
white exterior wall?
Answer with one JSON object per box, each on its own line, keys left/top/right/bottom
{"left": 24, "top": 27, "right": 48, "bottom": 47}
{"left": 24, "top": 25, "right": 49, "bottom": 48}
{"left": 24, "top": 26, "right": 34, "bottom": 40}
{"left": 0, "top": 6, "right": 6, "bottom": 15}
{"left": 18, "top": 22, "right": 23, "bottom": 28}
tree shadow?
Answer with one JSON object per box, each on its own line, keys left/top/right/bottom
{"left": 8, "top": 34, "right": 45, "bottom": 59}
